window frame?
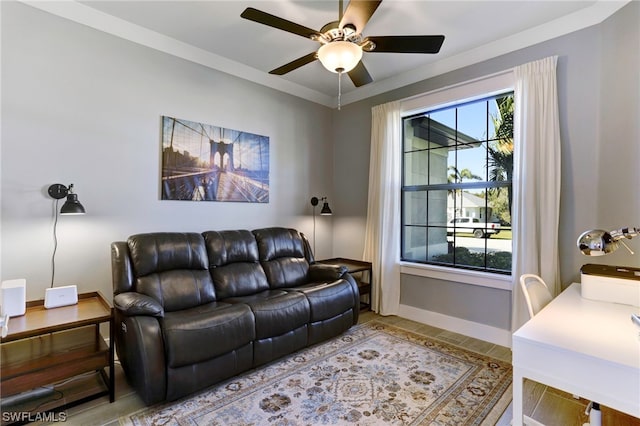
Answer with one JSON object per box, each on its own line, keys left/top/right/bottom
{"left": 399, "top": 71, "right": 515, "bottom": 284}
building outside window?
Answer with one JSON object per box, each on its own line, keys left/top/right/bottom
{"left": 401, "top": 92, "right": 514, "bottom": 274}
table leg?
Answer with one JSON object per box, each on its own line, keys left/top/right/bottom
{"left": 513, "top": 367, "right": 524, "bottom": 426}
{"left": 109, "top": 312, "right": 115, "bottom": 402}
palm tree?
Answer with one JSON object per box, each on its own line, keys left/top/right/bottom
{"left": 492, "top": 96, "right": 514, "bottom": 153}
{"left": 448, "top": 166, "right": 482, "bottom": 217}
{"left": 488, "top": 95, "right": 514, "bottom": 218}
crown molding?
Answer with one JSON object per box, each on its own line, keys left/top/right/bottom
{"left": 20, "top": 0, "right": 335, "bottom": 107}
{"left": 340, "top": 0, "right": 630, "bottom": 106}
{"left": 21, "top": 0, "right": 629, "bottom": 109}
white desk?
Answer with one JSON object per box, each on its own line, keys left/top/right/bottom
{"left": 512, "top": 283, "right": 640, "bottom": 425}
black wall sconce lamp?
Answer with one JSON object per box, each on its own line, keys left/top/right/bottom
{"left": 47, "top": 183, "right": 85, "bottom": 295}
{"left": 310, "top": 196, "right": 332, "bottom": 255}
{"left": 48, "top": 183, "right": 86, "bottom": 215}
{"left": 310, "top": 196, "right": 332, "bottom": 216}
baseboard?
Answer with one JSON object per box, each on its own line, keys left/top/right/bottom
{"left": 398, "top": 304, "right": 512, "bottom": 348}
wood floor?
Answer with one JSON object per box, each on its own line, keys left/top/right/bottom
{"left": 12, "top": 312, "right": 640, "bottom": 426}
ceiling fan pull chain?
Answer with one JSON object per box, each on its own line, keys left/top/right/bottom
{"left": 338, "top": 70, "right": 342, "bottom": 110}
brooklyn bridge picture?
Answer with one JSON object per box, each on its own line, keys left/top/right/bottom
{"left": 161, "top": 116, "right": 269, "bottom": 203}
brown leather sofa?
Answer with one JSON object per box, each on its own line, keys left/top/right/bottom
{"left": 110, "top": 227, "right": 359, "bottom": 405}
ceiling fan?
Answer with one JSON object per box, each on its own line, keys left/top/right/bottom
{"left": 240, "top": 0, "right": 445, "bottom": 88}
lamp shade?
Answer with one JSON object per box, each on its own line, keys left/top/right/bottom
{"left": 320, "top": 201, "right": 332, "bottom": 215}
{"left": 317, "top": 41, "right": 363, "bottom": 73}
{"left": 60, "top": 193, "right": 86, "bottom": 215}
{"left": 48, "top": 183, "right": 86, "bottom": 215}
{"left": 577, "top": 229, "right": 617, "bottom": 256}
{"left": 310, "top": 196, "right": 332, "bottom": 215}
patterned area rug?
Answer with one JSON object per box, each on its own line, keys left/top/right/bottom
{"left": 120, "top": 321, "right": 512, "bottom": 426}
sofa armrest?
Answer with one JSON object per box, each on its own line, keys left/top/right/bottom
{"left": 114, "top": 312, "right": 167, "bottom": 405}
{"left": 114, "top": 292, "right": 164, "bottom": 317}
{"left": 308, "top": 263, "right": 348, "bottom": 282}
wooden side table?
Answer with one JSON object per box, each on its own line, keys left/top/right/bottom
{"left": 316, "top": 258, "right": 373, "bottom": 311}
{"left": 0, "top": 292, "right": 114, "bottom": 419}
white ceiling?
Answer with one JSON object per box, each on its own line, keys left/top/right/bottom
{"left": 27, "top": 0, "right": 628, "bottom": 107}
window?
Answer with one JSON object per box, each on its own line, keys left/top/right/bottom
{"left": 401, "top": 92, "right": 514, "bottom": 274}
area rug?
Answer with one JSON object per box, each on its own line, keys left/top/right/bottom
{"left": 120, "top": 321, "right": 512, "bottom": 426}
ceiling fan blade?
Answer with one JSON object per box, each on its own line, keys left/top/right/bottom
{"left": 269, "top": 52, "right": 318, "bottom": 75}
{"left": 366, "top": 35, "right": 445, "bottom": 53}
{"left": 348, "top": 61, "right": 373, "bottom": 87}
{"left": 241, "top": 7, "right": 321, "bottom": 39}
{"left": 339, "top": 0, "right": 382, "bottom": 34}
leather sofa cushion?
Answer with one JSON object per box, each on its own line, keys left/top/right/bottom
{"left": 288, "top": 281, "right": 356, "bottom": 322}
{"left": 161, "top": 302, "right": 255, "bottom": 368}
{"left": 136, "top": 270, "right": 215, "bottom": 312}
{"left": 253, "top": 228, "right": 310, "bottom": 288}
{"left": 128, "top": 233, "right": 216, "bottom": 311}
{"left": 253, "top": 228, "right": 307, "bottom": 261}
{"left": 128, "top": 233, "right": 208, "bottom": 276}
{"left": 203, "top": 230, "right": 259, "bottom": 265}
{"left": 203, "top": 230, "right": 270, "bottom": 299}
{"left": 210, "top": 263, "right": 270, "bottom": 299}
{"left": 226, "top": 290, "right": 310, "bottom": 339}
{"left": 260, "top": 258, "right": 309, "bottom": 289}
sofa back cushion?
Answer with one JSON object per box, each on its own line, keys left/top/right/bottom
{"left": 203, "top": 230, "right": 270, "bottom": 299}
{"left": 252, "top": 227, "right": 310, "bottom": 288}
{"left": 127, "top": 233, "right": 215, "bottom": 312}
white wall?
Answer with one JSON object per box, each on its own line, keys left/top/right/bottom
{"left": 596, "top": 1, "right": 640, "bottom": 267}
{"left": 1, "top": 2, "right": 334, "bottom": 302}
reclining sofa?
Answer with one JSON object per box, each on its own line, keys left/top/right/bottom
{"left": 110, "top": 227, "right": 360, "bottom": 405}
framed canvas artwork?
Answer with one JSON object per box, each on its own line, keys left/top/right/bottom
{"left": 161, "top": 116, "right": 269, "bottom": 203}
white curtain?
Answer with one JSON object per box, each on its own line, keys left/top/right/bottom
{"left": 511, "top": 56, "right": 562, "bottom": 331}
{"left": 363, "top": 101, "right": 401, "bottom": 315}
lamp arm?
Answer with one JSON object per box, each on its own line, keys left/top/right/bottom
{"left": 609, "top": 227, "right": 640, "bottom": 241}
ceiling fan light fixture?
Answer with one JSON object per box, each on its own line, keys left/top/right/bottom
{"left": 317, "top": 41, "right": 363, "bottom": 73}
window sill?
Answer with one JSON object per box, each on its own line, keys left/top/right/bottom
{"left": 399, "top": 262, "right": 513, "bottom": 291}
